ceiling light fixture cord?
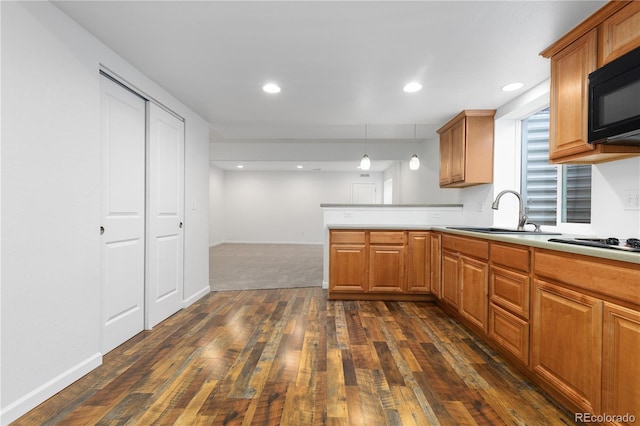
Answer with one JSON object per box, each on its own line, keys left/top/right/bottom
{"left": 360, "top": 124, "right": 371, "bottom": 171}
{"left": 409, "top": 124, "right": 420, "bottom": 170}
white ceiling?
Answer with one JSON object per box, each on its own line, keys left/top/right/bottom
{"left": 54, "top": 0, "right": 606, "bottom": 171}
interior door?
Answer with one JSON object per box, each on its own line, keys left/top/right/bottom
{"left": 146, "top": 103, "right": 185, "bottom": 328}
{"left": 100, "top": 75, "right": 146, "bottom": 353}
{"left": 351, "top": 183, "right": 376, "bottom": 204}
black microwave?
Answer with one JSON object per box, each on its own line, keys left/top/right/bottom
{"left": 588, "top": 45, "right": 640, "bottom": 145}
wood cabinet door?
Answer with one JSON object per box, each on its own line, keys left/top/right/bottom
{"left": 459, "top": 255, "right": 489, "bottom": 332}
{"left": 602, "top": 302, "right": 640, "bottom": 424}
{"left": 429, "top": 233, "right": 441, "bottom": 298}
{"left": 329, "top": 244, "right": 367, "bottom": 292}
{"left": 439, "top": 129, "right": 452, "bottom": 185}
{"left": 441, "top": 250, "right": 459, "bottom": 308}
{"left": 532, "top": 279, "right": 602, "bottom": 414}
{"left": 599, "top": 1, "right": 640, "bottom": 66}
{"left": 407, "top": 232, "right": 430, "bottom": 293}
{"left": 449, "top": 118, "right": 466, "bottom": 183}
{"left": 369, "top": 245, "right": 405, "bottom": 293}
{"left": 549, "top": 29, "right": 597, "bottom": 161}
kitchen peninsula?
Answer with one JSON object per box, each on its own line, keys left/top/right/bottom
{"left": 320, "top": 203, "right": 465, "bottom": 290}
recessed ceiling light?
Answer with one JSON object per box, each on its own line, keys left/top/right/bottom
{"left": 296, "top": 165, "right": 303, "bottom": 169}
{"left": 262, "top": 83, "right": 281, "bottom": 94}
{"left": 501, "top": 82, "right": 524, "bottom": 92}
{"left": 403, "top": 82, "right": 422, "bottom": 93}
{"left": 236, "top": 165, "right": 244, "bottom": 169}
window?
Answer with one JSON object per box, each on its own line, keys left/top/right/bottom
{"left": 520, "top": 108, "right": 591, "bottom": 226}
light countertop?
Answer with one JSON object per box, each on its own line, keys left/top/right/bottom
{"left": 321, "top": 204, "right": 463, "bottom": 208}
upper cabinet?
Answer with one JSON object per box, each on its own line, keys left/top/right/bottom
{"left": 599, "top": 1, "right": 640, "bottom": 66}
{"left": 541, "top": 0, "right": 640, "bottom": 164}
{"left": 437, "top": 110, "right": 495, "bottom": 188}
{"left": 547, "top": 30, "right": 598, "bottom": 162}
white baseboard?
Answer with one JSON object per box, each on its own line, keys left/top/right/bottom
{"left": 183, "top": 285, "right": 210, "bottom": 308}
{"left": 1, "top": 352, "right": 102, "bottom": 425}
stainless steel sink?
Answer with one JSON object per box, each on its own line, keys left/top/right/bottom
{"left": 447, "top": 226, "right": 561, "bottom": 235}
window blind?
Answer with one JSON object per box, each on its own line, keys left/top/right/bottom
{"left": 521, "top": 108, "right": 557, "bottom": 225}
{"left": 563, "top": 164, "right": 592, "bottom": 223}
{"left": 520, "top": 107, "right": 592, "bottom": 225}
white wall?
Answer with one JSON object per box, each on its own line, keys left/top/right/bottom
{"left": 217, "top": 170, "right": 383, "bottom": 244}
{"left": 396, "top": 138, "right": 462, "bottom": 206}
{"left": 209, "top": 165, "right": 226, "bottom": 246}
{"left": 183, "top": 120, "right": 211, "bottom": 306}
{"left": 1, "top": 2, "right": 209, "bottom": 423}
{"left": 591, "top": 157, "right": 640, "bottom": 238}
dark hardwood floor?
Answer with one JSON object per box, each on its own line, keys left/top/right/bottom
{"left": 13, "top": 287, "right": 576, "bottom": 425}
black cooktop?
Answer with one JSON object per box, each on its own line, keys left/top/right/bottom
{"left": 548, "top": 237, "right": 640, "bottom": 253}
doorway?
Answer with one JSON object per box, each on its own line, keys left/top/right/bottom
{"left": 351, "top": 182, "right": 376, "bottom": 204}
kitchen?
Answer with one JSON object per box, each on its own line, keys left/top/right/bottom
{"left": 2, "top": 1, "right": 640, "bottom": 425}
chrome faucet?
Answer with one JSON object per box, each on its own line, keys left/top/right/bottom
{"left": 492, "top": 190, "right": 528, "bottom": 231}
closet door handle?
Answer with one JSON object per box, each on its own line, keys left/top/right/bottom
{"left": 99, "top": 226, "right": 105, "bottom": 236}
{"left": 179, "top": 222, "right": 183, "bottom": 229}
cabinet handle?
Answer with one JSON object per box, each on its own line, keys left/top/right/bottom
{"left": 99, "top": 226, "right": 105, "bottom": 236}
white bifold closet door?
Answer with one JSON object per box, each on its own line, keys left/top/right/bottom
{"left": 100, "top": 75, "right": 185, "bottom": 353}
{"left": 100, "top": 76, "right": 146, "bottom": 354}
{"left": 145, "top": 102, "right": 184, "bottom": 329}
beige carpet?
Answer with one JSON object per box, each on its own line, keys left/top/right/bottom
{"left": 209, "top": 243, "right": 324, "bottom": 291}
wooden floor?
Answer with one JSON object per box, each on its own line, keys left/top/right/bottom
{"left": 13, "top": 287, "right": 576, "bottom": 425}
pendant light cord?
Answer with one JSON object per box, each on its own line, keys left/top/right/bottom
{"left": 365, "top": 124, "right": 368, "bottom": 153}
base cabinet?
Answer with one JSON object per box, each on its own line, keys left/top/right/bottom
{"left": 329, "top": 229, "right": 431, "bottom": 300}
{"left": 532, "top": 279, "right": 603, "bottom": 415}
{"left": 602, "top": 303, "right": 640, "bottom": 425}
{"left": 440, "top": 235, "right": 489, "bottom": 333}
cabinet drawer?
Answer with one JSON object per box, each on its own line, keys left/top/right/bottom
{"left": 491, "top": 243, "right": 530, "bottom": 272}
{"left": 534, "top": 249, "right": 640, "bottom": 306}
{"left": 489, "top": 303, "right": 529, "bottom": 365}
{"left": 442, "top": 234, "right": 488, "bottom": 260}
{"left": 331, "top": 230, "right": 366, "bottom": 244}
{"left": 370, "top": 231, "right": 406, "bottom": 245}
{"left": 490, "top": 266, "right": 530, "bottom": 319}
